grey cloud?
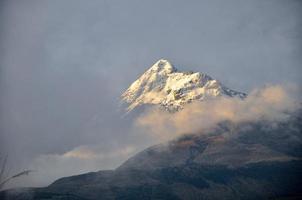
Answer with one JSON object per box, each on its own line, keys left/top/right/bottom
{"left": 0, "top": 0, "right": 301, "bottom": 188}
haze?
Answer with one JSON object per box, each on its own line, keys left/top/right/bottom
{"left": 0, "top": 0, "right": 301, "bottom": 188}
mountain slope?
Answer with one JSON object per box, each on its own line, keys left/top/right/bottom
{"left": 122, "top": 59, "right": 246, "bottom": 111}
{"left": 118, "top": 117, "right": 302, "bottom": 171}
{"left": 1, "top": 60, "right": 301, "bottom": 200}
{"left": 4, "top": 161, "right": 301, "bottom": 200}
{"left": 1, "top": 111, "right": 301, "bottom": 200}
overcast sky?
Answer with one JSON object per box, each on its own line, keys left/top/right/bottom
{"left": 0, "top": 0, "right": 301, "bottom": 188}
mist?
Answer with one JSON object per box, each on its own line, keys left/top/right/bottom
{"left": 135, "top": 85, "right": 301, "bottom": 142}
{"left": 1, "top": 0, "right": 302, "bottom": 188}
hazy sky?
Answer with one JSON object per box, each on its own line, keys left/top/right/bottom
{"left": 1, "top": 0, "right": 301, "bottom": 188}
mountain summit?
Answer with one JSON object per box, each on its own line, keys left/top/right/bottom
{"left": 2, "top": 59, "right": 301, "bottom": 199}
{"left": 122, "top": 59, "right": 246, "bottom": 111}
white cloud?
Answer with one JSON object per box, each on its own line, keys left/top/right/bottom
{"left": 135, "top": 85, "right": 301, "bottom": 142}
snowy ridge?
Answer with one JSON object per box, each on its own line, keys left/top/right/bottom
{"left": 122, "top": 59, "right": 246, "bottom": 111}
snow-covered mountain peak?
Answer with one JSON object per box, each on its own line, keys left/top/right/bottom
{"left": 148, "top": 59, "right": 177, "bottom": 75}
{"left": 122, "top": 59, "right": 246, "bottom": 112}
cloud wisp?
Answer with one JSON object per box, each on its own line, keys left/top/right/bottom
{"left": 4, "top": 145, "right": 136, "bottom": 189}
{"left": 135, "top": 85, "right": 301, "bottom": 142}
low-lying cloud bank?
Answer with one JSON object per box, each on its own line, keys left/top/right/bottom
{"left": 135, "top": 85, "right": 301, "bottom": 142}
{"left": 4, "top": 145, "right": 136, "bottom": 188}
